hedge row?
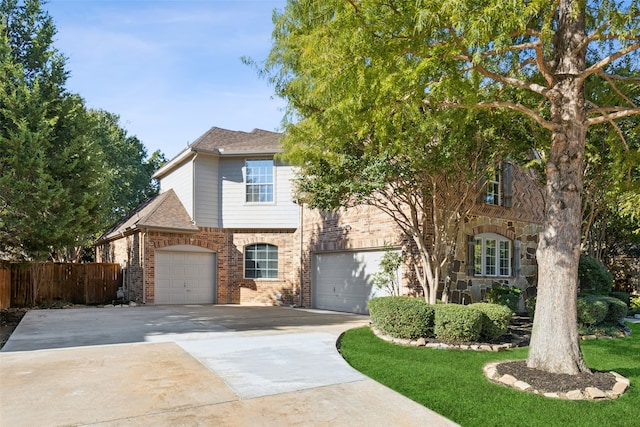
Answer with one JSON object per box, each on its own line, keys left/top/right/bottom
{"left": 527, "top": 294, "right": 628, "bottom": 326}
{"left": 368, "top": 297, "right": 512, "bottom": 343}
{"left": 577, "top": 294, "right": 628, "bottom": 325}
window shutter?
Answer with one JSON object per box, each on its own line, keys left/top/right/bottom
{"left": 502, "top": 163, "right": 513, "bottom": 207}
{"left": 466, "top": 235, "right": 476, "bottom": 276}
{"left": 513, "top": 240, "right": 521, "bottom": 277}
{"left": 476, "top": 176, "right": 487, "bottom": 204}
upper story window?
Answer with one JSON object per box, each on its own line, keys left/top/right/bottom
{"left": 244, "top": 243, "right": 278, "bottom": 279}
{"left": 485, "top": 170, "right": 501, "bottom": 206}
{"left": 246, "top": 159, "right": 274, "bottom": 203}
{"left": 473, "top": 233, "right": 511, "bottom": 277}
{"left": 479, "top": 163, "right": 513, "bottom": 207}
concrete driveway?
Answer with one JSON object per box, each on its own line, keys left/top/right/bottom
{"left": 0, "top": 305, "right": 458, "bottom": 426}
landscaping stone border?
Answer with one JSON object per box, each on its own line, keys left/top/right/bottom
{"left": 483, "top": 361, "right": 630, "bottom": 400}
{"left": 370, "top": 326, "right": 525, "bottom": 351}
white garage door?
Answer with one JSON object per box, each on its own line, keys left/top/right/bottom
{"left": 155, "top": 248, "right": 217, "bottom": 304}
{"left": 312, "top": 250, "right": 399, "bottom": 314}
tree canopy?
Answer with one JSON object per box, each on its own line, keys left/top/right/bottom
{"left": 265, "top": 0, "right": 640, "bottom": 375}
{"left": 1, "top": 0, "right": 164, "bottom": 261}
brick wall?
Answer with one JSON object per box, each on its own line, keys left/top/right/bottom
{"left": 98, "top": 227, "right": 300, "bottom": 305}
{"left": 95, "top": 233, "right": 144, "bottom": 302}
{"left": 300, "top": 164, "right": 545, "bottom": 308}
{"left": 227, "top": 229, "right": 300, "bottom": 305}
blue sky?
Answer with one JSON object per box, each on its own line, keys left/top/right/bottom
{"left": 46, "top": 0, "right": 288, "bottom": 159}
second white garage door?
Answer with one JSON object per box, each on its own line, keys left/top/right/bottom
{"left": 155, "top": 248, "right": 217, "bottom": 304}
{"left": 312, "top": 250, "right": 399, "bottom": 314}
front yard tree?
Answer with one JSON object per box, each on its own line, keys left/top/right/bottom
{"left": 89, "top": 110, "right": 166, "bottom": 228}
{"left": 266, "top": 0, "right": 640, "bottom": 375}
{"left": 1, "top": 0, "right": 107, "bottom": 260}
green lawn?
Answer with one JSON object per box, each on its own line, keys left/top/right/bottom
{"left": 340, "top": 323, "right": 640, "bottom": 427}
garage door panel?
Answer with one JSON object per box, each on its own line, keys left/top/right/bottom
{"left": 155, "top": 250, "right": 217, "bottom": 304}
{"left": 312, "top": 250, "right": 398, "bottom": 314}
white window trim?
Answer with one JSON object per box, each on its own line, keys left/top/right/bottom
{"left": 245, "top": 159, "right": 276, "bottom": 205}
{"left": 244, "top": 243, "right": 279, "bottom": 280}
{"left": 474, "top": 233, "right": 511, "bottom": 277}
{"left": 485, "top": 170, "right": 501, "bottom": 206}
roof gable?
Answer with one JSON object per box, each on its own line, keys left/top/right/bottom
{"left": 96, "top": 189, "right": 198, "bottom": 243}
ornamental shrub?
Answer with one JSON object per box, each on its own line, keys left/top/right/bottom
{"left": 485, "top": 285, "right": 521, "bottom": 313}
{"left": 368, "top": 296, "right": 434, "bottom": 339}
{"left": 578, "top": 255, "right": 613, "bottom": 295}
{"left": 525, "top": 296, "right": 536, "bottom": 320}
{"left": 468, "top": 303, "right": 513, "bottom": 340}
{"left": 577, "top": 295, "right": 608, "bottom": 326}
{"left": 433, "top": 304, "right": 483, "bottom": 343}
{"left": 600, "top": 296, "right": 628, "bottom": 323}
{"left": 630, "top": 296, "right": 640, "bottom": 316}
{"left": 609, "top": 291, "right": 631, "bottom": 307}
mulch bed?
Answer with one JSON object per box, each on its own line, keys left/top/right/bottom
{"left": 0, "top": 309, "right": 27, "bottom": 350}
{"left": 496, "top": 360, "right": 618, "bottom": 393}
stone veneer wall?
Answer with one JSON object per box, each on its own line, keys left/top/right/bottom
{"left": 450, "top": 216, "right": 542, "bottom": 308}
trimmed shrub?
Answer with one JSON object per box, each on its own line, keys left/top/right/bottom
{"left": 485, "top": 285, "right": 521, "bottom": 313}
{"left": 578, "top": 255, "right": 613, "bottom": 295}
{"left": 525, "top": 296, "right": 536, "bottom": 320}
{"left": 368, "top": 296, "right": 434, "bottom": 339}
{"left": 600, "top": 296, "right": 628, "bottom": 323}
{"left": 433, "top": 304, "right": 483, "bottom": 343}
{"left": 630, "top": 296, "right": 640, "bottom": 316}
{"left": 609, "top": 291, "right": 631, "bottom": 307}
{"left": 577, "top": 295, "right": 608, "bottom": 326}
{"left": 469, "top": 303, "right": 513, "bottom": 340}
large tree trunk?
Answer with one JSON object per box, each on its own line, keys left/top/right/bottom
{"left": 527, "top": 0, "right": 590, "bottom": 375}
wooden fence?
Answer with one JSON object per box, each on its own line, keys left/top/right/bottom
{"left": 0, "top": 263, "right": 122, "bottom": 308}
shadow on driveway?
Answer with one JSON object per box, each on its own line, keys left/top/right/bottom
{"left": 0, "top": 305, "right": 369, "bottom": 352}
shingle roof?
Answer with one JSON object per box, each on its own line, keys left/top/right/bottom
{"left": 190, "top": 127, "right": 282, "bottom": 154}
{"left": 96, "top": 189, "right": 198, "bottom": 243}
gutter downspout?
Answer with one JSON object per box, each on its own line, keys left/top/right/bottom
{"left": 142, "top": 227, "right": 146, "bottom": 305}
{"left": 299, "top": 202, "right": 304, "bottom": 307}
{"left": 192, "top": 151, "right": 199, "bottom": 224}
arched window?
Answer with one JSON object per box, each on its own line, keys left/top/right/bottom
{"left": 244, "top": 243, "right": 278, "bottom": 279}
{"left": 472, "top": 233, "right": 512, "bottom": 277}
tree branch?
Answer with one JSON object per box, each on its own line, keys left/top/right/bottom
{"left": 427, "top": 99, "right": 554, "bottom": 130}
{"left": 580, "top": 42, "right": 640, "bottom": 82}
{"left": 586, "top": 107, "right": 640, "bottom": 126}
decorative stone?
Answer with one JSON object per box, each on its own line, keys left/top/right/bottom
{"left": 543, "top": 392, "right": 560, "bottom": 399}
{"left": 480, "top": 345, "right": 493, "bottom": 351}
{"left": 581, "top": 335, "right": 597, "bottom": 340}
{"left": 566, "top": 390, "right": 584, "bottom": 400}
{"left": 585, "top": 387, "right": 607, "bottom": 399}
{"left": 514, "top": 381, "right": 532, "bottom": 391}
{"left": 612, "top": 381, "right": 629, "bottom": 394}
{"left": 612, "top": 372, "right": 630, "bottom": 387}
{"left": 470, "top": 345, "right": 480, "bottom": 350}
{"left": 416, "top": 337, "right": 426, "bottom": 346}
{"left": 499, "top": 374, "right": 517, "bottom": 386}
{"left": 484, "top": 366, "right": 497, "bottom": 379}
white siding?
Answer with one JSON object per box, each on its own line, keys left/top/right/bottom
{"left": 220, "top": 157, "right": 299, "bottom": 228}
{"left": 159, "top": 159, "right": 194, "bottom": 219}
{"left": 194, "top": 156, "right": 219, "bottom": 227}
